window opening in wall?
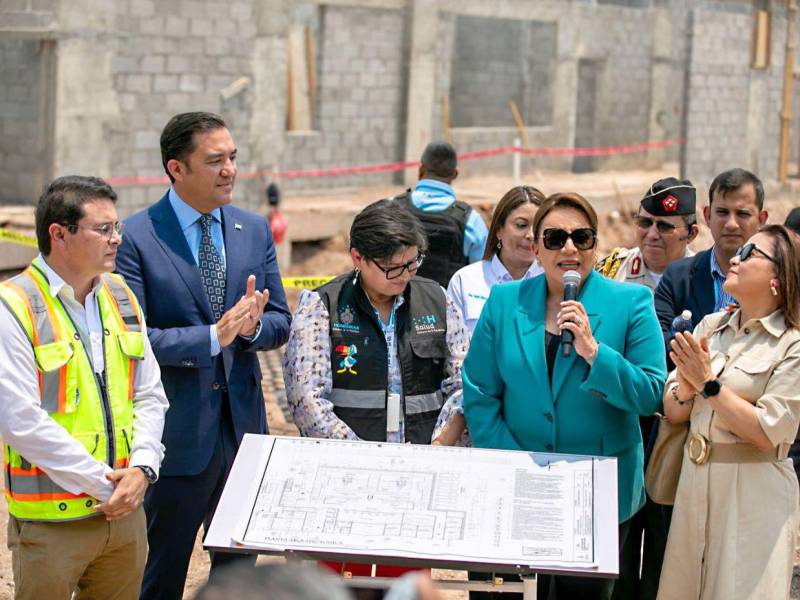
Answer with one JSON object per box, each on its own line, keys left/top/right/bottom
{"left": 449, "top": 15, "right": 556, "bottom": 129}
{"left": 752, "top": 0, "right": 772, "bottom": 69}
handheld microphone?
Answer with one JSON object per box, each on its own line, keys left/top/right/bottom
{"left": 561, "top": 270, "right": 582, "bottom": 357}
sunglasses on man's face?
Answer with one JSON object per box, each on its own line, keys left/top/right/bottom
{"left": 634, "top": 215, "right": 682, "bottom": 234}
{"left": 539, "top": 227, "right": 597, "bottom": 251}
{"left": 735, "top": 242, "right": 777, "bottom": 265}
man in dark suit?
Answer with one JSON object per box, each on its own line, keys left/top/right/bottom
{"left": 116, "top": 112, "right": 291, "bottom": 600}
{"left": 654, "top": 168, "right": 767, "bottom": 368}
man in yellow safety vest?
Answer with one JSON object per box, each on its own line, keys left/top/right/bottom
{"left": 0, "top": 176, "right": 168, "bottom": 600}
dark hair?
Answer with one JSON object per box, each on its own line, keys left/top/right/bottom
{"left": 349, "top": 198, "right": 427, "bottom": 261}
{"left": 160, "top": 112, "right": 227, "bottom": 183}
{"left": 35, "top": 176, "right": 117, "bottom": 255}
{"left": 533, "top": 192, "right": 599, "bottom": 238}
{"left": 759, "top": 224, "right": 800, "bottom": 330}
{"left": 420, "top": 141, "right": 457, "bottom": 180}
{"left": 784, "top": 207, "right": 800, "bottom": 235}
{"left": 709, "top": 168, "right": 765, "bottom": 210}
{"left": 195, "top": 562, "right": 352, "bottom": 600}
{"left": 483, "top": 185, "right": 545, "bottom": 260}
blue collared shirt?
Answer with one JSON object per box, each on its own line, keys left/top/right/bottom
{"left": 411, "top": 179, "right": 489, "bottom": 263}
{"left": 710, "top": 247, "right": 737, "bottom": 311}
{"left": 168, "top": 187, "right": 226, "bottom": 355}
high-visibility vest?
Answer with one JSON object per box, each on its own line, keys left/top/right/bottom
{"left": 0, "top": 260, "right": 145, "bottom": 521}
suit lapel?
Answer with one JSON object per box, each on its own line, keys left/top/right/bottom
{"left": 515, "top": 277, "right": 553, "bottom": 404}
{"left": 690, "top": 249, "right": 716, "bottom": 317}
{"left": 148, "top": 194, "right": 214, "bottom": 322}
{"left": 221, "top": 206, "right": 246, "bottom": 310}
{"left": 551, "top": 272, "right": 602, "bottom": 399}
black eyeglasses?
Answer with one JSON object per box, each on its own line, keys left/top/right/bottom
{"left": 735, "top": 243, "right": 777, "bottom": 264}
{"left": 371, "top": 254, "right": 425, "bottom": 280}
{"left": 634, "top": 216, "right": 684, "bottom": 234}
{"left": 539, "top": 228, "right": 597, "bottom": 251}
{"left": 66, "top": 221, "right": 124, "bottom": 241}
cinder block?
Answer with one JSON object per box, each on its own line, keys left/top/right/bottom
{"left": 190, "top": 17, "right": 213, "bottom": 37}
{"left": 153, "top": 74, "right": 179, "bottom": 92}
{"left": 140, "top": 55, "right": 165, "bottom": 74}
{"left": 179, "top": 74, "right": 203, "bottom": 92}
{"left": 165, "top": 16, "right": 188, "bottom": 37}
{"left": 166, "top": 55, "right": 192, "bottom": 74}
{"left": 131, "top": 0, "right": 155, "bottom": 18}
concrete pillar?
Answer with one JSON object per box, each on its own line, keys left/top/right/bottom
{"left": 250, "top": 0, "right": 290, "bottom": 183}
{"left": 403, "top": 0, "right": 438, "bottom": 186}
{"left": 53, "top": 0, "right": 119, "bottom": 178}
{"left": 645, "top": 9, "right": 672, "bottom": 169}
{"left": 550, "top": 11, "right": 578, "bottom": 171}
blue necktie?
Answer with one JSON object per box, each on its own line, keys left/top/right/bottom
{"left": 198, "top": 214, "right": 225, "bottom": 321}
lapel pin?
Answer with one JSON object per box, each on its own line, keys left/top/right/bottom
{"left": 234, "top": 223, "right": 242, "bottom": 230}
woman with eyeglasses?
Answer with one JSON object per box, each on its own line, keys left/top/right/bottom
{"left": 282, "top": 198, "right": 469, "bottom": 587}
{"left": 462, "top": 193, "right": 666, "bottom": 599}
{"left": 657, "top": 225, "right": 800, "bottom": 600}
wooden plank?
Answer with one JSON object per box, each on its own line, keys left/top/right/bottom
{"left": 288, "top": 25, "right": 311, "bottom": 131}
{"left": 305, "top": 27, "right": 317, "bottom": 127}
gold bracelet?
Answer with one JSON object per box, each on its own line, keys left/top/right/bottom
{"left": 671, "top": 385, "right": 695, "bottom": 406}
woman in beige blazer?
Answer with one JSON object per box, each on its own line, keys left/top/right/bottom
{"left": 657, "top": 224, "right": 800, "bottom": 600}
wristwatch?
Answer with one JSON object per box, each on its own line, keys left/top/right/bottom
{"left": 135, "top": 465, "right": 158, "bottom": 485}
{"left": 700, "top": 379, "right": 722, "bottom": 399}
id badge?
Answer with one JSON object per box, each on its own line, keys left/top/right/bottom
{"left": 387, "top": 393, "right": 401, "bottom": 433}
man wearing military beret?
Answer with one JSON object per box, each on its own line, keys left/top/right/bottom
{"left": 597, "top": 177, "right": 698, "bottom": 600}
{"left": 597, "top": 177, "right": 698, "bottom": 292}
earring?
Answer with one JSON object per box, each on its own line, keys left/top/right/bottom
{"left": 496, "top": 239, "right": 502, "bottom": 250}
{"left": 352, "top": 267, "right": 360, "bottom": 285}
{"left": 770, "top": 280, "right": 779, "bottom": 296}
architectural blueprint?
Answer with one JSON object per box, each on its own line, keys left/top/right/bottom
{"left": 234, "top": 437, "right": 598, "bottom": 568}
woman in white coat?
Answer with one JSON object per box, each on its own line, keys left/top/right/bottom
{"left": 447, "top": 185, "right": 545, "bottom": 335}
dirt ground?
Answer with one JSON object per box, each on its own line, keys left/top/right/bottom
{"left": 0, "top": 166, "right": 798, "bottom": 599}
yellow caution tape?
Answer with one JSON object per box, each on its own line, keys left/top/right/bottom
{"left": 281, "top": 276, "right": 335, "bottom": 289}
{"left": 0, "top": 228, "right": 335, "bottom": 289}
{"left": 0, "top": 228, "right": 37, "bottom": 248}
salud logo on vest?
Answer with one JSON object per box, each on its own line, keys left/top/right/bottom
{"left": 336, "top": 344, "right": 358, "bottom": 374}
{"left": 332, "top": 305, "right": 360, "bottom": 333}
{"left": 412, "top": 313, "right": 444, "bottom": 334}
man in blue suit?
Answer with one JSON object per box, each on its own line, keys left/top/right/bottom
{"left": 654, "top": 168, "right": 767, "bottom": 370}
{"left": 116, "top": 112, "right": 291, "bottom": 600}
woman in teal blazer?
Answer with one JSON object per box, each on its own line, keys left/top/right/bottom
{"left": 463, "top": 193, "right": 666, "bottom": 599}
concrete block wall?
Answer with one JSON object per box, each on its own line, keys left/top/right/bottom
{"left": 0, "top": 40, "right": 45, "bottom": 203}
{"left": 0, "top": 0, "right": 57, "bottom": 31}
{"left": 280, "top": 4, "right": 409, "bottom": 190}
{"left": 681, "top": 4, "right": 794, "bottom": 185}
{"left": 448, "top": 15, "right": 555, "bottom": 128}
{"left": 105, "top": 0, "right": 260, "bottom": 214}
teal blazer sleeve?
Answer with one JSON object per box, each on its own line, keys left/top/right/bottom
{"left": 461, "top": 283, "right": 524, "bottom": 452}
{"left": 580, "top": 283, "right": 666, "bottom": 416}
{"left": 462, "top": 271, "right": 667, "bottom": 522}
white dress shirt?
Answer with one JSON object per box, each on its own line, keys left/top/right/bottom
{"left": 0, "top": 256, "right": 168, "bottom": 502}
{"left": 447, "top": 255, "right": 543, "bottom": 335}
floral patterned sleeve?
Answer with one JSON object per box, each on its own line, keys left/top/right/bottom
{"left": 433, "top": 291, "right": 473, "bottom": 446}
{"left": 282, "top": 289, "right": 359, "bottom": 440}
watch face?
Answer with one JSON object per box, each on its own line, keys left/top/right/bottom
{"left": 703, "top": 379, "right": 721, "bottom": 398}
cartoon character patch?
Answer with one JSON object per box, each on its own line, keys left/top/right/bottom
{"left": 335, "top": 344, "right": 358, "bottom": 374}
{"left": 661, "top": 194, "right": 678, "bottom": 212}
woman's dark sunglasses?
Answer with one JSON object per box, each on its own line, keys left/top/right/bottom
{"left": 372, "top": 254, "right": 425, "bottom": 280}
{"left": 735, "top": 243, "right": 777, "bottom": 264}
{"left": 634, "top": 216, "right": 682, "bottom": 234}
{"left": 539, "top": 227, "right": 597, "bottom": 251}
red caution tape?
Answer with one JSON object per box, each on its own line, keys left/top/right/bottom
{"left": 105, "top": 139, "right": 682, "bottom": 186}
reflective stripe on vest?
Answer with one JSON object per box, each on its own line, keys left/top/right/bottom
{"left": 329, "top": 390, "right": 442, "bottom": 414}
{"left": 0, "top": 263, "right": 144, "bottom": 521}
